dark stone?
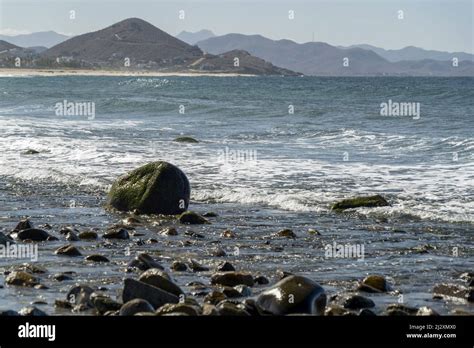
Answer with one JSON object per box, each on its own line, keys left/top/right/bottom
{"left": 254, "top": 275, "right": 270, "bottom": 285}
{"left": 55, "top": 244, "right": 82, "bottom": 257}
{"left": 103, "top": 228, "right": 129, "bottom": 240}
{"left": 53, "top": 273, "right": 73, "bottom": 281}
{"left": 160, "top": 227, "right": 178, "bottom": 236}
{"left": 108, "top": 161, "right": 190, "bottom": 215}
{"left": 202, "top": 212, "right": 218, "bottom": 217}
{"left": 358, "top": 275, "right": 391, "bottom": 293}
{"left": 216, "top": 261, "right": 235, "bottom": 272}
{"left": 0, "top": 232, "right": 13, "bottom": 245}
{"left": 0, "top": 310, "right": 19, "bottom": 316}
{"left": 179, "top": 211, "right": 209, "bottom": 225}
{"left": 274, "top": 229, "right": 297, "bottom": 238}
{"left": 78, "top": 231, "right": 98, "bottom": 240}
{"left": 122, "top": 278, "right": 179, "bottom": 309}
{"left": 188, "top": 259, "right": 209, "bottom": 272}
{"left": 204, "top": 291, "right": 227, "bottom": 305}
{"left": 65, "top": 232, "right": 79, "bottom": 241}
{"left": 173, "top": 136, "right": 199, "bottom": 143}
{"left": 220, "top": 230, "right": 236, "bottom": 238}
{"left": 13, "top": 219, "right": 33, "bottom": 232}
{"left": 120, "top": 299, "right": 154, "bottom": 316}
{"left": 128, "top": 253, "right": 164, "bottom": 271}
{"left": 19, "top": 306, "right": 47, "bottom": 316}
{"left": 332, "top": 194, "right": 389, "bottom": 211}
{"left": 216, "top": 301, "right": 250, "bottom": 316}
{"left": 90, "top": 293, "right": 121, "bottom": 314}
{"left": 342, "top": 295, "right": 375, "bottom": 309}
{"left": 359, "top": 308, "right": 377, "bottom": 316}
{"left": 85, "top": 254, "right": 110, "bottom": 263}
{"left": 210, "top": 247, "right": 226, "bottom": 257}
{"left": 433, "top": 283, "right": 472, "bottom": 302}
{"left": 156, "top": 303, "right": 200, "bottom": 316}
{"left": 138, "top": 269, "right": 183, "bottom": 297}
{"left": 211, "top": 272, "right": 255, "bottom": 287}
{"left": 171, "top": 261, "right": 188, "bottom": 272}
{"left": 16, "top": 228, "right": 50, "bottom": 241}
{"left": 256, "top": 275, "right": 326, "bottom": 315}
{"left": 66, "top": 285, "right": 94, "bottom": 308}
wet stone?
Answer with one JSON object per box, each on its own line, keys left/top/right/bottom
{"left": 55, "top": 244, "right": 82, "bottom": 257}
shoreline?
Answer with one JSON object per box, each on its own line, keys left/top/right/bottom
{"left": 0, "top": 68, "right": 256, "bottom": 77}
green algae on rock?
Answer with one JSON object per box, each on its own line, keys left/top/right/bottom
{"left": 331, "top": 194, "right": 389, "bottom": 211}
{"left": 108, "top": 161, "right": 190, "bottom": 215}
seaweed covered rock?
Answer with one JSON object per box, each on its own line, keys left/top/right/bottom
{"left": 256, "top": 275, "right": 326, "bottom": 315}
{"left": 331, "top": 195, "right": 389, "bottom": 211}
{"left": 173, "top": 136, "right": 199, "bottom": 143}
{"left": 108, "top": 161, "right": 190, "bottom": 215}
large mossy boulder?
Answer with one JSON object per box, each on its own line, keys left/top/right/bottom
{"left": 331, "top": 194, "right": 389, "bottom": 211}
{"left": 108, "top": 161, "right": 190, "bottom": 215}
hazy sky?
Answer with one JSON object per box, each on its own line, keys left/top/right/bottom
{"left": 0, "top": 0, "right": 472, "bottom": 53}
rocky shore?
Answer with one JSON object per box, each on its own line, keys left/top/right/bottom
{"left": 0, "top": 161, "right": 472, "bottom": 316}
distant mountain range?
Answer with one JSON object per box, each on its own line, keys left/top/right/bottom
{"left": 176, "top": 30, "right": 215, "bottom": 45}
{"left": 1, "top": 20, "right": 473, "bottom": 76}
{"left": 0, "top": 31, "right": 69, "bottom": 48}
{"left": 197, "top": 34, "right": 474, "bottom": 76}
{"left": 0, "top": 19, "right": 297, "bottom": 75}
{"left": 340, "top": 44, "right": 474, "bottom": 63}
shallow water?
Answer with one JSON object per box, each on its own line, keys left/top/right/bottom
{"left": 0, "top": 76, "right": 472, "bottom": 314}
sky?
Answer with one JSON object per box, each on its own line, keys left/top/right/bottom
{"left": 0, "top": 0, "right": 472, "bottom": 53}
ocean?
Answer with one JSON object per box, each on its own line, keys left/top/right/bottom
{"left": 0, "top": 75, "right": 473, "bottom": 314}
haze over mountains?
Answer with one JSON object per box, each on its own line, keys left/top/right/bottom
{"left": 1, "top": 19, "right": 473, "bottom": 76}
{"left": 197, "top": 34, "right": 474, "bottom": 76}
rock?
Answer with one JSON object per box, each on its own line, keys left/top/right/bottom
{"left": 276, "top": 270, "right": 293, "bottom": 280}
{"left": 13, "top": 263, "right": 47, "bottom": 274}
{"left": 19, "top": 306, "right": 47, "bottom": 316}
{"left": 219, "top": 286, "right": 241, "bottom": 298}
{"left": 324, "top": 305, "right": 354, "bottom": 316}
{"left": 202, "top": 303, "right": 219, "bottom": 316}
{"left": 274, "top": 229, "right": 297, "bottom": 239}
{"left": 202, "top": 212, "right": 218, "bottom": 217}
{"left": 332, "top": 194, "right": 389, "bottom": 211}
{"left": 119, "top": 299, "right": 154, "bottom": 316}
{"left": 13, "top": 219, "right": 33, "bottom": 232}
{"left": 210, "top": 247, "right": 226, "bottom": 257}
{"left": 59, "top": 226, "right": 79, "bottom": 235}
{"left": 103, "top": 228, "right": 129, "bottom": 240}
{"left": 385, "top": 304, "right": 418, "bottom": 315}
{"left": 179, "top": 211, "right": 209, "bottom": 225}
{"left": 216, "top": 301, "right": 250, "bottom": 316}
{"left": 188, "top": 259, "right": 209, "bottom": 272}
{"left": 184, "top": 230, "right": 205, "bottom": 238}
{"left": 216, "top": 261, "right": 235, "bottom": 272}
{"left": 65, "top": 232, "right": 79, "bottom": 241}
{"left": 234, "top": 285, "right": 252, "bottom": 297}
{"left": 342, "top": 295, "right": 375, "bottom": 309}
{"left": 90, "top": 293, "right": 121, "bottom": 314}
{"left": 156, "top": 303, "right": 200, "bottom": 316}
{"left": 254, "top": 275, "right": 270, "bottom": 285}
{"left": 66, "top": 285, "right": 94, "bottom": 308}
{"left": 138, "top": 269, "right": 183, "bottom": 297}
{"left": 220, "top": 230, "right": 236, "bottom": 238}
{"left": 108, "top": 161, "right": 190, "bottom": 215}
{"left": 0, "top": 232, "right": 13, "bottom": 245}
{"left": 256, "top": 275, "right": 326, "bottom": 315}
{"left": 204, "top": 291, "right": 227, "bottom": 305}
{"left": 171, "top": 261, "right": 188, "bottom": 272}
{"left": 173, "top": 136, "right": 199, "bottom": 143}
{"left": 53, "top": 273, "right": 73, "bottom": 281}
{"left": 122, "top": 278, "right": 179, "bottom": 309}
{"left": 211, "top": 272, "right": 255, "bottom": 287}
{"left": 16, "top": 228, "right": 50, "bottom": 241}
{"left": 416, "top": 306, "right": 439, "bottom": 316}
{"left": 0, "top": 310, "right": 19, "bottom": 316}
{"left": 6, "top": 271, "right": 40, "bottom": 287}
{"left": 433, "top": 283, "right": 472, "bottom": 302}
{"left": 23, "top": 149, "right": 40, "bottom": 155}
{"left": 55, "top": 244, "right": 82, "bottom": 257}
{"left": 85, "top": 254, "right": 110, "bottom": 263}
{"left": 359, "top": 308, "right": 377, "bottom": 316}
{"left": 128, "top": 253, "right": 164, "bottom": 271}
{"left": 54, "top": 300, "right": 73, "bottom": 310}
{"left": 358, "top": 275, "right": 391, "bottom": 293}
{"left": 78, "top": 231, "right": 98, "bottom": 240}
{"left": 160, "top": 227, "right": 178, "bottom": 236}
{"left": 308, "top": 229, "right": 321, "bottom": 235}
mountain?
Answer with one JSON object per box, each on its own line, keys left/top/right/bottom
{"left": 0, "top": 40, "right": 19, "bottom": 51}
{"left": 39, "top": 18, "right": 297, "bottom": 75}
{"left": 0, "top": 31, "right": 69, "bottom": 48}
{"left": 0, "top": 40, "right": 42, "bottom": 59}
{"left": 176, "top": 30, "right": 215, "bottom": 45}
{"left": 197, "top": 34, "right": 474, "bottom": 76}
{"left": 342, "top": 44, "right": 474, "bottom": 62}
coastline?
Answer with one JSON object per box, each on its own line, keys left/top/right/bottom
{"left": 0, "top": 68, "right": 256, "bottom": 77}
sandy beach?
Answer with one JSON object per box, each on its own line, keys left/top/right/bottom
{"left": 0, "top": 68, "right": 255, "bottom": 77}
